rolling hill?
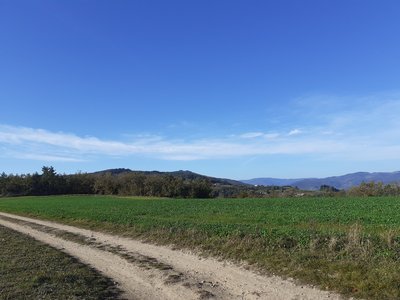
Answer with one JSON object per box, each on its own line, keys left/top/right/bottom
{"left": 94, "top": 168, "right": 248, "bottom": 187}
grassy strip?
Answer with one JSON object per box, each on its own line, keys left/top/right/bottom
{"left": 2, "top": 195, "right": 400, "bottom": 299}
{"left": 0, "top": 224, "right": 122, "bottom": 300}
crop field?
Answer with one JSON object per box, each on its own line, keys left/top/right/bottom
{"left": 1, "top": 195, "right": 400, "bottom": 299}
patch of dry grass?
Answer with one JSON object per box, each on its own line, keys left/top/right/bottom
{"left": 0, "top": 225, "right": 122, "bottom": 300}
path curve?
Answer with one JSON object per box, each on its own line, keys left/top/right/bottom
{"left": 0, "top": 212, "right": 346, "bottom": 300}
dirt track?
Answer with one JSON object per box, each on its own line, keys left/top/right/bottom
{"left": 0, "top": 212, "right": 346, "bottom": 300}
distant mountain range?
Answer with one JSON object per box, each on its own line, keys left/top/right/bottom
{"left": 241, "top": 171, "right": 400, "bottom": 190}
{"left": 94, "top": 169, "right": 400, "bottom": 191}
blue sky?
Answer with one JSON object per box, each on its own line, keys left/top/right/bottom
{"left": 1, "top": 1, "right": 400, "bottom": 179}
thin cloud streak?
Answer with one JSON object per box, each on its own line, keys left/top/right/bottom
{"left": 288, "top": 129, "right": 302, "bottom": 136}
{"left": 1, "top": 94, "right": 400, "bottom": 162}
{"left": 0, "top": 124, "right": 345, "bottom": 161}
{"left": 239, "top": 132, "right": 280, "bottom": 139}
{"left": 12, "top": 152, "right": 86, "bottom": 162}
{"left": 0, "top": 123, "right": 397, "bottom": 162}
{"left": 239, "top": 132, "right": 265, "bottom": 139}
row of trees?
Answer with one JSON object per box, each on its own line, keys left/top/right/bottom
{"left": 2, "top": 167, "right": 400, "bottom": 198}
{"left": 347, "top": 181, "right": 400, "bottom": 197}
{"left": 0, "top": 167, "right": 212, "bottom": 198}
{"left": 0, "top": 167, "right": 304, "bottom": 198}
{"left": 0, "top": 167, "right": 96, "bottom": 196}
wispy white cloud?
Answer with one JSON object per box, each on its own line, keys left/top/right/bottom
{"left": 1, "top": 92, "right": 400, "bottom": 163}
{"left": 288, "top": 129, "right": 302, "bottom": 136}
{"left": 10, "top": 152, "right": 85, "bottom": 162}
{"left": 0, "top": 124, "right": 342, "bottom": 161}
{"left": 239, "top": 132, "right": 265, "bottom": 139}
{"left": 239, "top": 132, "right": 280, "bottom": 139}
{"left": 264, "top": 133, "right": 280, "bottom": 139}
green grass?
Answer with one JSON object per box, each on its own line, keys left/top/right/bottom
{"left": 1, "top": 195, "right": 400, "bottom": 299}
{"left": 0, "top": 224, "right": 122, "bottom": 300}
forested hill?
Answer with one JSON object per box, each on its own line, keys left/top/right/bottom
{"left": 94, "top": 168, "right": 247, "bottom": 187}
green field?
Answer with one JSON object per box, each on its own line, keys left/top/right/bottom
{"left": 1, "top": 195, "right": 400, "bottom": 299}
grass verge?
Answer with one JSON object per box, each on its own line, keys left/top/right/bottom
{"left": 0, "top": 224, "right": 122, "bottom": 300}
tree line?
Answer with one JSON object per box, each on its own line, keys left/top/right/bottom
{"left": 347, "top": 181, "right": 400, "bottom": 197}
{"left": 0, "top": 167, "right": 212, "bottom": 198}
{"left": 2, "top": 167, "right": 400, "bottom": 198}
